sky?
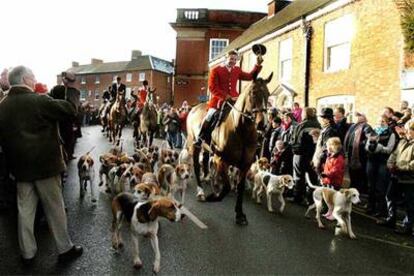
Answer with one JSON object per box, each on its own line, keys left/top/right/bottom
{"left": 1, "top": 0, "right": 270, "bottom": 89}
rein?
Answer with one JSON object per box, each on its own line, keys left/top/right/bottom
{"left": 225, "top": 100, "right": 267, "bottom": 121}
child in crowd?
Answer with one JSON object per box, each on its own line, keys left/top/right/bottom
{"left": 320, "top": 137, "right": 345, "bottom": 219}
{"left": 270, "top": 140, "right": 293, "bottom": 175}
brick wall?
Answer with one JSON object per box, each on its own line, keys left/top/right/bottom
{"left": 309, "top": 0, "right": 403, "bottom": 124}
{"left": 238, "top": 0, "right": 405, "bottom": 124}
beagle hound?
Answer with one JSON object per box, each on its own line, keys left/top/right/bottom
{"left": 253, "top": 171, "right": 294, "bottom": 213}
{"left": 305, "top": 183, "right": 360, "bottom": 239}
{"left": 77, "top": 154, "right": 96, "bottom": 202}
{"left": 111, "top": 193, "right": 184, "bottom": 273}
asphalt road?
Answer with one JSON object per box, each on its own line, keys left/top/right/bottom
{"left": 1, "top": 125, "right": 414, "bottom": 275}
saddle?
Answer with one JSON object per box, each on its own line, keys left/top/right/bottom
{"left": 213, "top": 100, "right": 233, "bottom": 129}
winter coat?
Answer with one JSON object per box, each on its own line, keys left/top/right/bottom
{"left": 270, "top": 148, "right": 293, "bottom": 175}
{"left": 290, "top": 118, "right": 321, "bottom": 157}
{"left": 365, "top": 127, "right": 396, "bottom": 162}
{"left": 207, "top": 64, "right": 262, "bottom": 109}
{"left": 0, "top": 86, "right": 76, "bottom": 181}
{"left": 321, "top": 152, "right": 345, "bottom": 188}
{"left": 335, "top": 118, "right": 351, "bottom": 143}
{"left": 312, "top": 123, "right": 338, "bottom": 172}
{"left": 388, "top": 138, "right": 414, "bottom": 184}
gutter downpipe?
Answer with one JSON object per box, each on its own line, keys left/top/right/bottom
{"left": 302, "top": 17, "right": 312, "bottom": 107}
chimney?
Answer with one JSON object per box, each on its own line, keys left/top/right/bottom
{"left": 267, "top": 0, "right": 291, "bottom": 18}
{"left": 72, "top": 61, "right": 79, "bottom": 67}
{"left": 91, "top": 58, "right": 103, "bottom": 65}
{"left": 131, "top": 50, "right": 142, "bottom": 60}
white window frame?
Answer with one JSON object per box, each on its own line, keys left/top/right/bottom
{"left": 279, "top": 38, "right": 293, "bottom": 82}
{"left": 317, "top": 95, "right": 355, "bottom": 122}
{"left": 80, "top": 90, "right": 87, "bottom": 101}
{"left": 126, "top": 73, "right": 132, "bottom": 82}
{"left": 139, "top": 72, "right": 145, "bottom": 82}
{"left": 324, "top": 14, "right": 353, "bottom": 72}
{"left": 81, "top": 76, "right": 86, "bottom": 84}
{"left": 209, "top": 38, "right": 229, "bottom": 61}
{"left": 95, "top": 75, "right": 100, "bottom": 84}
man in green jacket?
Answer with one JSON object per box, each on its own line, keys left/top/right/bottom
{"left": 0, "top": 66, "right": 83, "bottom": 264}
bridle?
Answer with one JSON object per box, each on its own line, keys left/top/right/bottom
{"left": 225, "top": 95, "right": 268, "bottom": 122}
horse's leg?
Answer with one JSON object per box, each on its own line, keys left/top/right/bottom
{"left": 235, "top": 169, "right": 248, "bottom": 226}
{"left": 192, "top": 146, "right": 205, "bottom": 201}
{"left": 206, "top": 157, "right": 230, "bottom": 202}
{"left": 202, "top": 151, "right": 209, "bottom": 181}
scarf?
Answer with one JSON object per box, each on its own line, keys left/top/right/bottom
{"left": 375, "top": 126, "right": 388, "bottom": 136}
{"left": 321, "top": 120, "right": 331, "bottom": 129}
{"left": 350, "top": 123, "right": 364, "bottom": 170}
{"left": 282, "top": 121, "right": 291, "bottom": 131}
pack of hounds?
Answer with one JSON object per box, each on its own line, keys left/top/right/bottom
{"left": 76, "top": 143, "right": 360, "bottom": 273}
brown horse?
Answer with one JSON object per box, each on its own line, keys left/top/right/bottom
{"left": 139, "top": 90, "right": 158, "bottom": 147}
{"left": 108, "top": 92, "right": 127, "bottom": 145}
{"left": 186, "top": 73, "right": 272, "bottom": 225}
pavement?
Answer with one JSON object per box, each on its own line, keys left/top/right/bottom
{"left": 1, "top": 125, "right": 414, "bottom": 275}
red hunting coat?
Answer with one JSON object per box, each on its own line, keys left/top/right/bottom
{"left": 207, "top": 64, "right": 262, "bottom": 110}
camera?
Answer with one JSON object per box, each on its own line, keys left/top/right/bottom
{"left": 368, "top": 137, "right": 378, "bottom": 152}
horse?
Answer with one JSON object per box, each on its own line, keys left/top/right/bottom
{"left": 98, "top": 100, "right": 111, "bottom": 135}
{"left": 139, "top": 89, "right": 158, "bottom": 147}
{"left": 108, "top": 92, "right": 127, "bottom": 146}
{"left": 186, "top": 72, "right": 273, "bottom": 225}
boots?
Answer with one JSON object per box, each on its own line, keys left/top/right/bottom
{"left": 194, "top": 119, "right": 212, "bottom": 148}
{"left": 376, "top": 203, "right": 396, "bottom": 228}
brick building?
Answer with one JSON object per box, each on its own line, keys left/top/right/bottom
{"left": 170, "top": 8, "right": 265, "bottom": 106}
{"left": 210, "top": 0, "right": 414, "bottom": 124}
{"left": 57, "top": 50, "right": 173, "bottom": 107}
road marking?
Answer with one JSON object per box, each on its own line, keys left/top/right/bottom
{"left": 358, "top": 233, "right": 414, "bottom": 250}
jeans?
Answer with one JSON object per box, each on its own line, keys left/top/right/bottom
{"left": 366, "top": 158, "right": 390, "bottom": 214}
{"left": 167, "top": 131, "right": 180, "bottom": 149}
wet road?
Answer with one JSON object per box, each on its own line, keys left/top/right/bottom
{"left": 1, "top": 125, "right": 414, "bottom": 275}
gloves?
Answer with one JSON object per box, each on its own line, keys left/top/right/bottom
{"left": 257, "top": 55, "right": 264, "bottom": 65}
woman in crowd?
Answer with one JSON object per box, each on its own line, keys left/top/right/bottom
{"left": 365, "top": 115, "right": 397, "bottom": 217}
{"left": 387, "top": 121, "right": 414, "bottom": 235}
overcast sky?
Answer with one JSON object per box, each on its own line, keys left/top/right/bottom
{"left": 1, "top": 0, "right": 270, "bottom": 88}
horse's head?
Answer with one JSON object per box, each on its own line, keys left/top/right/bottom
{"left": 245, "top": 72, "right": 273, "bottom": 126}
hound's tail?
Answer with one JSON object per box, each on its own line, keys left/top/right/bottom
{"left": 305, "top": 173, "right": 320, "bottom": 189}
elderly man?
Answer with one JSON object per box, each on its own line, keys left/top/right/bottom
{"left": 0, "top": 66, "right": 83, "bottom": 264}
{"left": 194, "top": 50, "right": 263, "bottom": 147}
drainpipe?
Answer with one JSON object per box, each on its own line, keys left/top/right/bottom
{"left": 302, "top": 18, "right": 312, "bottom": 107}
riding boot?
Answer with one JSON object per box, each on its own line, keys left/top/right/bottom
{"left": 194, "top": 119, "right": 212, "bottom": 148}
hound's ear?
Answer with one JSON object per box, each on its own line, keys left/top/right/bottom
{"left": 174, "top": 152, "right": 179, "bottom": 159}
{"left": 148, "top": 201, "right": 160, "bottom": 221}
{"left": 265, "top": 72, "right": 273, "bottom": 84}
{"left": 88, "top": 158, "right": 94, "bottom": 166}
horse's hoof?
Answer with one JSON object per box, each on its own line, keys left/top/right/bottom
{"left": 235, "top": 214, "right": 248, "bottom": 226}
{"left": 197, "top": 194, "right": 206, "bottom": 202}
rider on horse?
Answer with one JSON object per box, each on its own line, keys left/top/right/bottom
{"left": 193, "top": 50, "right": 263, "bottom": 148}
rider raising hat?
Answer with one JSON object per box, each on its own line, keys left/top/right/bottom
{"left": 194, "top": 50, "right": 263, "bottom": 147}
